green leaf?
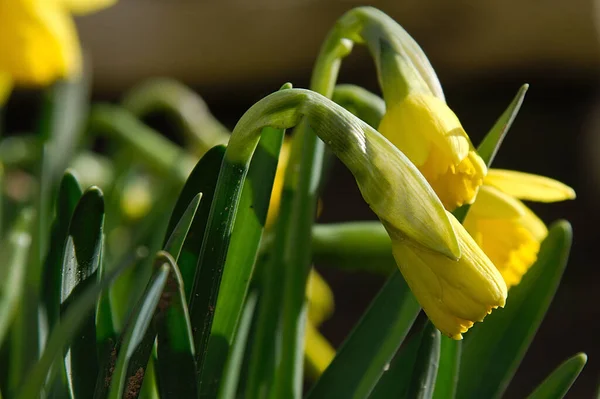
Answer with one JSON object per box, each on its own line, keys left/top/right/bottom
{"left": 16, "top": 250, "right": 140, "bottom": 399}
{"left": 526, "top": 353, "right": 587, "bottom": 399}
{"left": 0, "top": 208, "right": 34, "bottom": 347}
{"left": 107, "top": 258, "right": 170, "bottom": 399}
{"left": 458, "top": 221, "right": 572, "bottom": 399}
{"left": 406, "top": 322, "right": 440, "bottom": 399}
{"left": 199, "top": 126, "right": 285, "bottom": 396}
{"left": 217, "top": 292, "right": 258, "bottom": 399}
{"left": 164, "top": 145, "right": 225, "bottom": 300}
{"left": 154, "top": 253, "right": 197, "bottom": 399}
{"left": 369, "top": 322, "right": 426, "bottom": 399}
{"left": 311, "top": 222, "right": 395, "bottom": 275}
{"left": 307, "top": 272, "right": 420, "bottom": 399}
{"left": 164, "top": 193, "right": 202, "bottom": 261}
{"left": 60, "top": 187, "right": 105, "bottom": 399}
{"left": 432, "top": 337, "right": 461, "bottom": 399}
{"left": 476, "top": 84, "right": 529, "bottom": 166}
{"left": 43, "top": 171, "right": 83, "bottom": 328}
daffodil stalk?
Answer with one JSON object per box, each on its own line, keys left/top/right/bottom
{"left": 121, "top": 78, "right": 230, "bottom": 156}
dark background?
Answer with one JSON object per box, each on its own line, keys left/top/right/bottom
{"left": 18, "top": 1, "right": 600, "bottom": 397}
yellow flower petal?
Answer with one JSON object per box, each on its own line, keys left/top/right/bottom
{"left": 467, "top": 185, "right": 525, "bottom": 220}
{"left": 378, "top": 93, "right": 486, "bottom": 210}
{"left": 0, "top": 0, "right": 81, "bottom": 85}
{"left": 484, "top": 169, "right": 576, "bottom": 203}
{"left": 306, "top": 269, "right": 334, "bottom": 327}
{"left": 304, "top": 322, "right": 335, "bottom": 379}
{"left": 59, "top": 0, "right": 116, "bottom": 15}
{"left": 388, "top": 212, "right": 507, "bottom": 339}
{"left": 0, "top": 73, "right": 12, "bottom": 105}
{"left": 464, "top": 186, "right": 548, "bottom": 289}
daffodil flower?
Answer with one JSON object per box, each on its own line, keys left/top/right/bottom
{"left": 305, "top": 270, "right": 335, "bottom": 378}
{"left": 464, "top": 169, "right": 576, "bottom": 288}
{"left": 378, "top": 93, "right": 486, "bottom": 210}
{"left": 0, "top": 0, "right": 115, "bottom": 97}
{"left": 386, "top": 211, "right": 508, "bottom": 339}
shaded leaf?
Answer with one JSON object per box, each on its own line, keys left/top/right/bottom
{"left": 527, "top": 353, "right": 587, "bottom": 399}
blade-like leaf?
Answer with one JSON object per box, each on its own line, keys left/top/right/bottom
{"left": 458, "top": 221, "right": 572, "bottom": 399}
{"left": 527, "top": 353, "right": 587, "bottom": 399}
{"left": 477, "top": 84, "right": 529, "bottom": 166}
{"left": 307, "top": 272, "right": 420, "bottom": 399}
{"left": 16, "top": 250, "right": 141, "bottom": 399}
{"left": 154, "top": 253, "right": 197, "bottom": 399}
{"left": 61, "top": 187, "right": 105, "bottom": 399}
{"left": 107, "top": 259, "right": 170, "bottom": 399}
{"left": 164, "top": 193, "right": 202, "bottom": 262}
{"left": 432, "top": 337, "right": 461, "bottom": 399}
{"left": 43, "top": 171, "right": 82, "bottom": 328}
{"left": 199, "top": 125, "right": 285, "bottom": 395}
{"left": 369, "top": 322, "right": 426, "bottom": 399}
{"left": 0, "top": 208, "right": 34, "bottom": 346}
{"left": 217, "top": 292, "right": 258, "bottom": 399}
{"left": 406, "top": 322, "right": 440, "bottom": 399}
{"left": 164, "top": 145, "right": 225, "bottom": 300}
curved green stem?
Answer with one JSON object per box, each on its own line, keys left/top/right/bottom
{"left": 121, "top": 78, "right": 229, "bottom": 155}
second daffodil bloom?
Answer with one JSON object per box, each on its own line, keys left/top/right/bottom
{"left": 464, "top": 169, "right": 576, "bottom": 289}
{"left": 0, "top": 0, "right": 115, "bottom": 94}
{"left": 378, "top": 93, "right": 487, "bottom": 210}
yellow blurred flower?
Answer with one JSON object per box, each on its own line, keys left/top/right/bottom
{"left": 305, "top": 270, "right": 335, "bottom": 378}
{"left": 387, "top": 211, "right": 507, "bottom": 340}
{"left": 464, "top": 169, "right": 575, "bottom": 288}
{"left": 379, "top": 93, "right": 486, "bottom": 210}
{"left": 0, "top": 0, "right": 115, "bottom": 91}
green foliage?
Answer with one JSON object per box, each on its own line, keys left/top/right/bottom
{"left": 0, "top": 10, "right": 585, "bottom": 399}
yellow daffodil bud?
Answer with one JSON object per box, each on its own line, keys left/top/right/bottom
{"left": 386, "top": 212, "right": 507, "bottom": 340}
{"left": 464, "top": 170, "right": 575, "bottom": 288}
{"left": 0, "top": 73, "right": 12, "bottom": 105}
{"left": 379, "top": 93, "right": 486, "bottom": 210}
{"left": 0, "top": 0, "right": 114, "bottom": 86}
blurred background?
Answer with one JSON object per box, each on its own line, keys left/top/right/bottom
{"left": 7, "top": 0, "right": 600, "bottom": 397}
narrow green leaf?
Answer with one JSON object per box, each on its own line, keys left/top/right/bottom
{"left": 61, "top": 187, "right": 105, "bottom": 399}
{"left": 311, "top": 222, "right": 395, "bottom": 275}
{"left": 527, "top": 353, "right": 587, "bottom": 399}
{"left": 307, "top": 272, "right": 420, "bottom": 399}
{"left": 217, "top": 292, "right": 258, "bottom": 399}
{"left": 369, "top": 322, "right": 426, "bottom": 399}
{"left": 43, "top": 171, "right": 82, "bottom": 328}
{"left": 199, "top": 126, "right": 285, "bottom": 395}
{"left": 164, "top": 193, "right": 202, "bottom": 262}
{"left": 476, "top": 84, "right": 529, "bottom": 166}
{"left": 107, "top": 260, "right": 170, "bottom": 399}
{"left": 458, "top": 221, "right": 572, "bottom": 399}
{"left": 0, "top": 208, "right": 34, "bottom": 346}
{"left": 432, "top": 338, "right": 461, "bottom": 399}
{"left": 154, "top": 252, "right": 197, "bottom": 399}
{"left": 16, "top": 251, "right": 140, "bottom": 399}
{"left": 164, "top": 145, "right": 225, "bottom": 300}
{"left": 406, "top": 322, "right": 440, "bottom": 399}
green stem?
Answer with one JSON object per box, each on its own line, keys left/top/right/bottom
{"left": 87, "top": 104, "right": 195, "bottom": 184}
{"left": 121, "top": 78, "right": 229, "bottom": 155}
